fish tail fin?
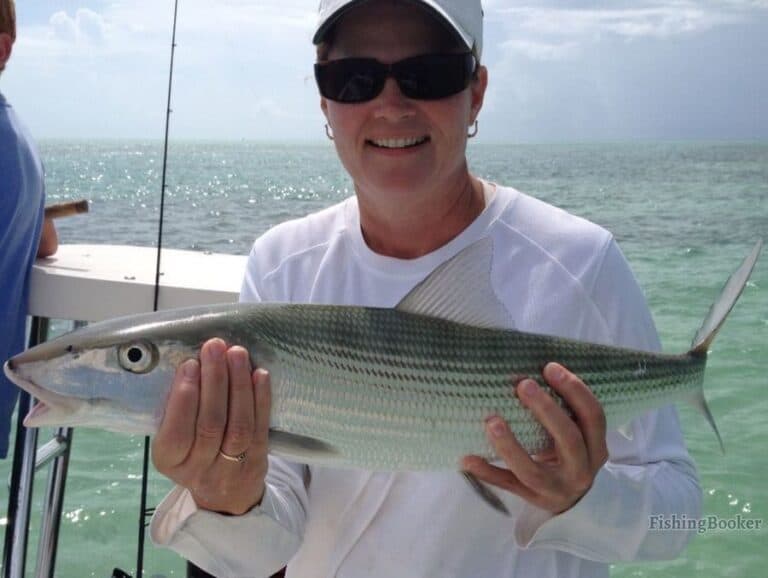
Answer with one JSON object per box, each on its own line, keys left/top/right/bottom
{"left": 690, "top": 239, "right": 762, "bottom": 355}
{"left": 686, "top": 239, "right": 762, "bottom": 455}
{"left": 688, "top": 392, "right": 726, "bottom": 454}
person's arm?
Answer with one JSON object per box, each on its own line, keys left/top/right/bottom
{"left": 511, "top": 405, "right": 700, "bottom": 561}
{"left": 150, "top": 437, "right": 309, "bottom": 577}
{"left": 150, "top": 247, "right": 309, "bottom": 577}
{"left": 465, "top": 239, "right": 701, "bottom": 561}
{"left": 36, "top": 217, "right": 58, "bottom": 257}
{"left": 150, "top": 341, "right": 308, "bottom": 576}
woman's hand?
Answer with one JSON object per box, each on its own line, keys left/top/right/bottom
{"left": 462, "top": 362, "right": 609, "bottom": 514}
{"left": 152, "top": 338, "right": 271, "bottom": 516}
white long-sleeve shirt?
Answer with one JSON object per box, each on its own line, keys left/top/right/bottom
{"left": 151, "top": 183, "right": 701, "bottom": 577}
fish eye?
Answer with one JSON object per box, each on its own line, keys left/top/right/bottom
{"left": 117, "top": 342, "right": 158, "bottom": 374}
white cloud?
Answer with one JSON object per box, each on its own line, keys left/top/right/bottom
{"left": 494, "top": 3, "right": 740, "bottom": 40}
{"left": 105, "top": 0, "right": 316, "bottom": 43}
{"left": 7, "top": 0, "right": 768, "bottom": 140}
{"left": 706, "top": 0, "right": 768, "bottom": 8}
{"left": 502, "top": 39, "right": 580, "bottom": 61}
{"left": 78, "top": 9, "right": 107, "bottom": 43}
{"left": 49, "top": 9, "right": 107, "bottom": 45}
{"left": 49, "top": 12, "right": 77, "bottom": 43}
{"left": 483, "top": 0, "right": 763, "bottom": 68}
{"left": 19, "top": 0, "right": 316, "bottom": 61}
{"left": 251, "top": 97, "right": 292, "bottom": 118}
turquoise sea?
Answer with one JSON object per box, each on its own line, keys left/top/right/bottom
{"left": 1, "top": 141, "right": 766, "bottom": 577}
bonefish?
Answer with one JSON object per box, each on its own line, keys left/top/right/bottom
{"left": 3, "top": 239, "right": 762, "bottom": 511}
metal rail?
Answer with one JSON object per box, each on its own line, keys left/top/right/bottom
{"left": 2, "top": 391, "right": 38, "bottom": 578}
{"left": 34, "top": 425, "right": 74, "bottom": 577}
{"left": 2, "top": 318, "right": 74, "bottom": 578}
{"left": 3, "top": 317, "right": 47, "bottom": 578}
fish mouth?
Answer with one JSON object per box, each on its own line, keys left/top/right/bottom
{"left": 3, "top": 359, "right": 79, "bottom": 427}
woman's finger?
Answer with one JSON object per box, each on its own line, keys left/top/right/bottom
{"left": 542, "top": 363, "right": 608, "bottom": 469}
{"left": 461, "top": 455, "right": 538, "bottom": 503}
{"left": 152, "top": 358, "right": 200, "bottom": 471}
{"left": 190, "top": 338, "right": 229, "bottom": 465}
{"left": 483, "top": 415, "right": 547, "bottom": 491}
{"left": 517, "top": 376, "right": 589, "bottom": 472}
{"left": 220, "top": 346, "right": 255, "bottom": 459}
{"left": 251, "top": 369, "right": 272, "bottom": 456}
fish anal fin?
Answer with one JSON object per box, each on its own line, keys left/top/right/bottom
{"left": 461, "top": 470, "right": 510, "bottom": 516}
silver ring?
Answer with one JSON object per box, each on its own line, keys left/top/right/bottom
{"left": 219, "top": 449, "right": 247, "bottom": 464}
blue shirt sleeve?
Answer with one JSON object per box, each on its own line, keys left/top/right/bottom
{"left": 0, "top": 92, "right": 46, "bottom": 458}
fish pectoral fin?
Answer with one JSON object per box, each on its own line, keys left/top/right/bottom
{"left": 395, "top": 238, "right": 514, "bottom": 330}
{"left": 687, "top": 392, "right": 726, "bottom": 454}
{"left": 268, "top": 429, "right": 340, "bottom": 461}
{"left": 461, "top": 471, "right": 510, "bottom": 516}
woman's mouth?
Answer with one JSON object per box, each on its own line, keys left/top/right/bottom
{"left": 367, "top": 136, "right": 430, "bottom": 150}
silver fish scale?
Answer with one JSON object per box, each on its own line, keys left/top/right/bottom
{"left": 243, "top": 305, "right": 706, "bottom": 471}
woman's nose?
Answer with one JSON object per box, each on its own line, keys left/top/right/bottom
{"left": 372, "top": 77, "right": 416, "bottom": 121}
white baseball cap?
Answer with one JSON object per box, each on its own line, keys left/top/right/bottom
{"left": 313, "top": 0, "right": 484, "bottom": 60}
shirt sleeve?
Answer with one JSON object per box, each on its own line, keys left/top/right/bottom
{"left": 511, "top": 239, "right": 703, "bottom": 561}
{"left": 149, "top": 456, "right": 308, "bottom": 577}
{"left": 149, "top": 243, "right": 311, "bottom": 577}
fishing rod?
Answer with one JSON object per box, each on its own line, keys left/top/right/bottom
{"left": 135, "top": 0, "right": 181, "bottom": 575}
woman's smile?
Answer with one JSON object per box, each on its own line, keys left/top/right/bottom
{"left": 365, "top": 135, "right": 431, "bottom": 155}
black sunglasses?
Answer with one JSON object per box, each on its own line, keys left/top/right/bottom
{"left": 315, "top": 52, "right": 476, "bottom": 104}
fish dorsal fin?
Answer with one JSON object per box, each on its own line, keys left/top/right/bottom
{"left": 396, "top": 238, "right": 514, "bottom": 330}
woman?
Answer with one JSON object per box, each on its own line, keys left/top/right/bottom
{"left": 150, "top": 1, "right": 702, "bottom": 576}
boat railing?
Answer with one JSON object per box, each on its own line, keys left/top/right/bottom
{"left": 2, "top": 245, "right": 246, "bottom": 578}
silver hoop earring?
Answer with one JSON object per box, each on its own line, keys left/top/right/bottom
{"left": 468, "top": 120, "right": 479, "bottom": 139}
{"left": 325, "top": 124, "right": 335, "bottom": 141}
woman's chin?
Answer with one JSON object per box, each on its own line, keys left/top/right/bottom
{"left": 358, "top": 175, "right": 432, "bottom": 200}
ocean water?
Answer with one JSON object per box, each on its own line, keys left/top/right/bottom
{"left": 1, "top": 141, "right": 766, "bottom": 577}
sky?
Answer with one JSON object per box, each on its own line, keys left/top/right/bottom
{"left": 3, "top": 0, "right": 767, "bottom": 142}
